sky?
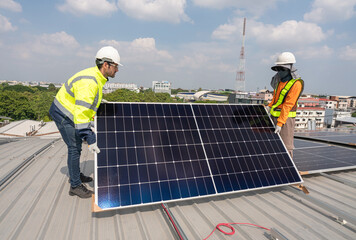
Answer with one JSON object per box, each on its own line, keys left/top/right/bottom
{"left": 0, "top": 0, "right": 356, "bottom": 96}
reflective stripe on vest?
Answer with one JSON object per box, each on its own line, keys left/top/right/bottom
{"left": 270, "top": 78, "right": 301, "bottom": 118}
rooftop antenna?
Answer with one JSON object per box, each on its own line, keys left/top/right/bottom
{"left": 235, "top": 17, "right": 246, "bottom": 92}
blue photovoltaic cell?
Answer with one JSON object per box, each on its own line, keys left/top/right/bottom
{"left": 293, "top": 139, "right": 356, "bottom": 173}
{"left": 295, "top": 130, "right": 356, "bottom": 145}
{"left": 95, "top": 103, "right": 302, "bottom": 210}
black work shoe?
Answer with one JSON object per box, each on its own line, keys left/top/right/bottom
{"left": 80, "top": 173, "right": 93, "bottom": 183}
{"left": 69, "top": 184, "right": 93, "bottom": 198}
{"left": 68, "top": 173, "right": 93, "bottom": 183}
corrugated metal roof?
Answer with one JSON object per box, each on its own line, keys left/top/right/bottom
{"left": 0, "top": 120, "right": 42, "bottom": 136}
{"left": 0, "top": 120, "right": 60, "bottom": 138}
{"left": 0, "top": 139, "right": 356, "bottom": 240}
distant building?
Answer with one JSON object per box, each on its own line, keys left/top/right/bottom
{"left": 176, "top": 91, "right": 228, "bottom": 102}
{"left": 103, "top": 82, "right": 139, "bottom": 94}
{"left": 325, "top": 99, "right": 337, "bottom": 109}
{"left": 1, "top": 80, "right": 62, "bottom": 89}
{"left": 350, "top": 97, "right": 356, "bottom": 109}
{"left": 255, "top": 89, "right": 273, "bottom": 101}
{"left": 197, "top": 92, "right": 228, "bottom": 102}
{"left": 176, "top": 92, "right": 195, "bottom": 101}
{"left": 152, "top": 81, "right": 171, "bottom": 95}
{"left": 329, "top": 95, "right": 354, "bottom": 109}
{"left": 295, "top": 107, "right": 325, "bottom": 129}
{"left": 325, "top": 109, "right": 353, "bottom": 128}
{"left": 228, "top": 92, "right": 264, "bottom": 104}
{"left": 337, "top": 100, "right": 348, "bottom": 110}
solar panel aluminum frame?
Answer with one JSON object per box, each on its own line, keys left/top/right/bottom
{"left": 93, "top": 102, "right": 303, "bottom": 211}
{"left": 300, "top": 165, "right": 356, "bottom": 175}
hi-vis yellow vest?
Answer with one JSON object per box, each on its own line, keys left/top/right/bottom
{"left": 270, "top": 78, "right": 304, "bottom": 118}
{"left": 53, "top": 66, "right": 107, "bottom": 130}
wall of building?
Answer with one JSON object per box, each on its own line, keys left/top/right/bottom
{"left": 295, "top": 108, "right": 325, "bottom": 129}
{"left": 152, "top": 81, "right": 171, "bottom": 94}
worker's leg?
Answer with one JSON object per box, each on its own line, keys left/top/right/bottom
{"left": 53, "top": 115, "right": 82, "bottom": 187}
{"left": 272, "top": 117, "right": 295, "bottom": 158}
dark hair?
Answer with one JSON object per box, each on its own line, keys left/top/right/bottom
{"left": 96, "top": 59, "right": 104, "bottom": 69}
{"left": 96, "top": 57, "right": 114, "bottom": 69}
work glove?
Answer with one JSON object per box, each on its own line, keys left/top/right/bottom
{"left": 89, "top": 143, "right": 100, "bottom": 154}
{"left": 101, "top": 99, "right": 109, "bottom": 103}
{"left": 274, "top": 125, "right": 282, "bottom": 134}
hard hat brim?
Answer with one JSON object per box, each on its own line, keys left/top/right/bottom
{"left": 271, "top": 64, "right": 291, "bottom": 71}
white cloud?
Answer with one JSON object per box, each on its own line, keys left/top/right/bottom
{"left": 295, "top": 45, "right": 333, "bottom": 59}
{"left": 16, "top": 31, "right": 80, "bottom": 59}
{"left": 339, "top": 44, "right": 356, "bottom": 61}
{"left": 304, "top": 0, "right": 356, "bottom": 23}
{"left": 211, "top": 22, "right": 238, "bottom": 41}
{"left": 0, "top": 14, "right": 16, "bottom": 32}
{"left": 98, "top": 38, "right": 235, "bottom": 78}
{"left": 176, "top": 53, "right": 210, "bottom": 69}
{"left": 58, "top": 0, "right": 118, "bottom": 16}
{"left": 167, "top": 41, "right": 237, "bottom": 73}
{"left": 0, "top": 0, "right": 22, "bottom": 12}
{"left": 213, "top": 18, "right": 328, "bottom": 47}
{"left": 118, "top": 0, "right": 190, "bottom": 23}
{"left": 99, "top": 38, "right": 172, "bottom": 65}
{"left": 251, "top": 20, "right": 327, "bottom": 46}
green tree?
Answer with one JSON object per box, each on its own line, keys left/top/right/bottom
{"left": 0, "top": 90, "right": 36, "bottom": 120}
{"left": 30, "top": 91, "right": 56, "bottom": 121}
{"left": 142, "top": 90, "right": 157, "bottom": 102}
{"left": 2, "top": 84, "right": 35, "bottom": 93}
{"left": 48, "top": 83, "right": 57, "bottom": 92}
{"left": 104, "top": 89, "right": 141, "bottom": 102}
{"left": 155, "top": 93, "right": 173, "bottom": 102}
{"left": 103, "top": 89, "right": 175, "bottom": 103}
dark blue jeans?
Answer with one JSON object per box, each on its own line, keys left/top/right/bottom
{"left": 50, "top": 104, "right": 82, "bottom": 187}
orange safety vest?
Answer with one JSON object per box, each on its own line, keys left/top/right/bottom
{"left": 269, "top": 78, "right": 304, "bottom": 118}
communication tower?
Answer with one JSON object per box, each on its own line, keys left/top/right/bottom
{"left": 235, "top": 18, "right": 246, "bottom": 92}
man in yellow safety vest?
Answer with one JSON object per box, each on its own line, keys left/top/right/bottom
{"left": 49, "top": 46, "right": 122, "bottom": 198}
{"left": 266, "top": 52, "right": 304, "bottom": 158}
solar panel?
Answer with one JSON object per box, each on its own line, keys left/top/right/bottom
{"left": 294, "top": 139, "right": 325, "bottom": 149}
{"left": 294, "top": 139, "right": 356, "bottom": 174}
{"left": 94, "top": 103, "right": 302, "bottom": 211}
{"left": 295, "top": 130, "right": 356, "bottom": 145}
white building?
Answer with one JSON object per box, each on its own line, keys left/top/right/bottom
{"left": 255, "top": 89, "right": 273, "bottom": 101}
{"left": 103, "top": 82, "right": 139, "bottom": 94}
{"left": 325, "top": 100, "right": 337, "bottom": 109}
{"left": 325, "top": 109, "right": 353, "bottom": 128}
{"left": 295, "top": 107, "right": 325, "bottom": 129}
{"left": 350, "top": 97, "right": 356, "bottom": 109}
{"left": 176, "top": 92, "right": 195, "bottom": 101}
{"left": 152, "top": 81, "right": 171, "bottom": 95}
{"left": 198, "top": 93, "right": 228, "bottom": 102}
{"left": 337, "top": 99, "right": 349, "bottom": 110}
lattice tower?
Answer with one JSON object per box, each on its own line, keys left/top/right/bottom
{"left": 235, "top": 18, "right": 246, "bottom": 92}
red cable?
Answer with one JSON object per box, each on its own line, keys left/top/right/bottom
{"left": 161, "top": 203, "right": 184, "bottom": 240}
{"left": 203, "top": 222, "right": 270, "bottom": 240}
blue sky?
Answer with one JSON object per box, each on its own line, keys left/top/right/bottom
{"left": 0, "top": 0, "right": 356, "bottom": 95}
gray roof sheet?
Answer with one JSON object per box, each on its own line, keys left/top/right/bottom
{"left": 0, "top": 139, "right": 356, "bottom": 240}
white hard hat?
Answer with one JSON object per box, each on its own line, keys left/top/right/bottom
{"left": 275, "top": 52, "right": 296, "bottom": 65}
{"left": 96, "top": 46, "right": 123, "bottom": 66}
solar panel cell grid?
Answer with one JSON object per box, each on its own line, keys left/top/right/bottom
{"left": 95, "top": 103, "right": 302, "bottom": 210}
{"left": 293, "top": 141, "right": 356, "bottom": 173}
